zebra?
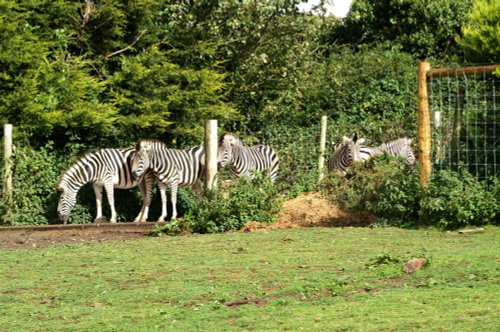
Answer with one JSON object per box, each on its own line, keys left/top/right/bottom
{"left": 217, "top": 132, "right": 279, "bottom": 182}
{"left": 327, "top": 132, "right": 366, "bottom": 175}
{"left": 131, "top": 139, "right": 205, "bottom": 221}
{"left": 359, "top": 137, "right": 416, "bottom": 168}
{"left": 56, "top": 148, "right": 162, "bottom": 223}
{"left": 328, "top": 133, "right": 416, "bottom": 174}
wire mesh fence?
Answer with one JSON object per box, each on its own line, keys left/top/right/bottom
{"left": 230, "top": 121, "right": 348, "bottom": 183}
{"left": 428, "top": 66, "right": 499, "bottom": 183}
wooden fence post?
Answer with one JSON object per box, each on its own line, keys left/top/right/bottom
{"left": 204, "top": 119, "right": 218, "bottom": 191}
{"left": 318, "top": 115, "right": 327, "bottom": 182}
{"left": 3, "top": 124, "right": 13, "bottom": 203}
{"left": 418, "top": 61, "right": 432, "bottom": 187}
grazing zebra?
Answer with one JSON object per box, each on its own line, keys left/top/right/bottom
{"left": 56, "top": 148, "right": 161, "bottom": 223}
{"left": 327, "top": 132, "right": 366, "bottom": 175}
{"left": 131, "top": 139, "right": 205, "bottom": 221}
{"left": 359, "top": 137, "right": 416, "bottom": 168}
{"left": 218, "top": 133, "right": 279, "bottom": 182}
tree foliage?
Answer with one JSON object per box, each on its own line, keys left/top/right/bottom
{"left": 328, "top": 0, "right": 472, "bottom": 59}
{"left": 456, "top": 0, "right": 500, "bottom": 63}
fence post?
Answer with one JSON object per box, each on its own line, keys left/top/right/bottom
{"left": 418, "top": 61, "right": 432, "bottom": 187}
{"left": 204, "top": 119, "right": 218, "bottom": 191}
{"left": 3, "top": 124, "right": 13, "bottom": 204}
{"left": 318, "top": 115, "right": 327, "bottom": 182}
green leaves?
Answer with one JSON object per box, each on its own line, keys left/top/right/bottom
{"left": 330, "top": 0, "right": 472, "bottom": 59}
{"left": 456, "top": 0, "right": 500, "bottom": 63}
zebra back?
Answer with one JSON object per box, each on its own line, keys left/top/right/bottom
{"left": 378, "top": 138, "right": 415, "bottom": 167}
{"left": 56, "top": 148, "right": 140, "bottom": 192}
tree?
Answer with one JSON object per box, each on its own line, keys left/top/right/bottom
{"left": 0, "top": 0, "right": 238, "bottom": 148}
{"left": 328, "top": 0, "right": 472, "bottom": 59}
{"left": 456, "top": 0, "right": 500, "bottom": 63}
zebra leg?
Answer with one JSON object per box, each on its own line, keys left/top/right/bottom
{"left": 104, "top": 182, "right": 117, "bottom": 223}
{"left": 170, "top": 181, "right": 179, "bottom": 221}
{"left": 134, "top": 179, "right": 151, "bottom": 222}
{"left": 93, "top": 183, "right": 106, "bottom": 223}
{"left": 157, "top": 182, "right": 168, "bottom": 222}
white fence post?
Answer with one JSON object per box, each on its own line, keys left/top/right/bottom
{"left": 204, "top": 119, "right": 218, "bottom": 191}
{"left": 3, "top": 124, "right": 13, "bottom": 203}
{"left": 318, "top": 115, "right": 327, "bottom": 182}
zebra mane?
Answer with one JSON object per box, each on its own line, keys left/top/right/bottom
{"left": 55, "top": 150, "right": 98, "bottom": 190}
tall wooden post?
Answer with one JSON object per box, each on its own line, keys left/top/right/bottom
{"left": 318, "top": 115, "right": 327, "bottom": 182}
{"left": 3, "top": 124, "right": 13, "bottom": 203}
{"left": 204, "top": 119, "right": 218, "bottom": 191}
{"left": 418, "top": 61, "right": 432, "bottom": 186}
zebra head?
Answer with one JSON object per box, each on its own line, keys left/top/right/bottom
{"left": 339, "top": 132, "right": 366, "bottom": 162}
{"left": 131, "top": 140, "right": 152, "bottom": 180}
{"left": 217, "top": 133, "right": 240, "bottom": 169}
{"left": 328, "top": 132, "right": 366, "bottom": 175}
{"left": 55, "top": 181, "right": 77, "bottom": 222}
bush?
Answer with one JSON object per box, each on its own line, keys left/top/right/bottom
{"left": 420, "top": 170, "right": 499, "bottom": 229}
{"left": 366, "top": 166, "right": 421, "bottom": 228}
{"left": 319, "top": 155, "right": 499, "bottom": 230}
{"left": 320, "top": 155, "right": 415, "bottom": 210}
{"left": 187, "top": 174, "right": 281, "bottom": 233}
{"left": 1, "top": 142, "right": 65, "bottom": 225}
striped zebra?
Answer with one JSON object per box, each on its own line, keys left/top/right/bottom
{"left": 359, "top": 138, "right": 416, "bottom": 168}
{"left": 327, "top": 132, "right": 366, "bottom": 175}
{"left": 328, "top": 133, "right": 416, "bottom": 174}
{"left": 131, "top": 139, "right": 205, "bottom": 221}
{"left": 218, "top": 133, "right": 279, "bottom": 182}
{"left": 56, "top": 148, "right": 161, "bottom": 223}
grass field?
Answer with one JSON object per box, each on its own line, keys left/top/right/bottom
{"left": 0, "top": 226, "right": 499, "bottom": 331}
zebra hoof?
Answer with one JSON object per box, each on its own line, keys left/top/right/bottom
{"left": 94, "top": 217, "right": 107, "bottom": 223}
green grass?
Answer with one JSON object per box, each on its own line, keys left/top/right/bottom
{"left": 1, "top": 227, "right": 499, "bottom": 331}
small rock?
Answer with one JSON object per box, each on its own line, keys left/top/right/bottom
{"left": 403, "top": 258, "right": 426, "bottom": 274}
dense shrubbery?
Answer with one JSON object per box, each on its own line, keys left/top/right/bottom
{"left": 186, "top": 174, "right": 281, "bottom": 233}
{"left": 0, "top": 143, "right": 64, "bottom": 225}
{"left": 319, "top": 157, "right": 499, "bottom": 230}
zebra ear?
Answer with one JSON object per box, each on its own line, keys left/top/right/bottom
{"left": 357, "top": 138, "right": 366, "bottom": 145}
{"left": 342, "top": 136, "right": 350, "bottom": 143}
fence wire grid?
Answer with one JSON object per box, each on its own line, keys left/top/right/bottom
{"left": 429, "top": 68, "right": 499, "bottom": 183}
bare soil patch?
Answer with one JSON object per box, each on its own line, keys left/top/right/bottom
{"left": 0, "top": 224, "right": 155, "bottom": 250}
{"left": 242, "top": 192, "right": 375, "bottom": 232}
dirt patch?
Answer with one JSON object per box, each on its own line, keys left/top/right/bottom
{"left": 242, "top": 192, "right": 375, "bottom": 231}
{"left": 0, "top": 226, "right": 152, "bottom": 250}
